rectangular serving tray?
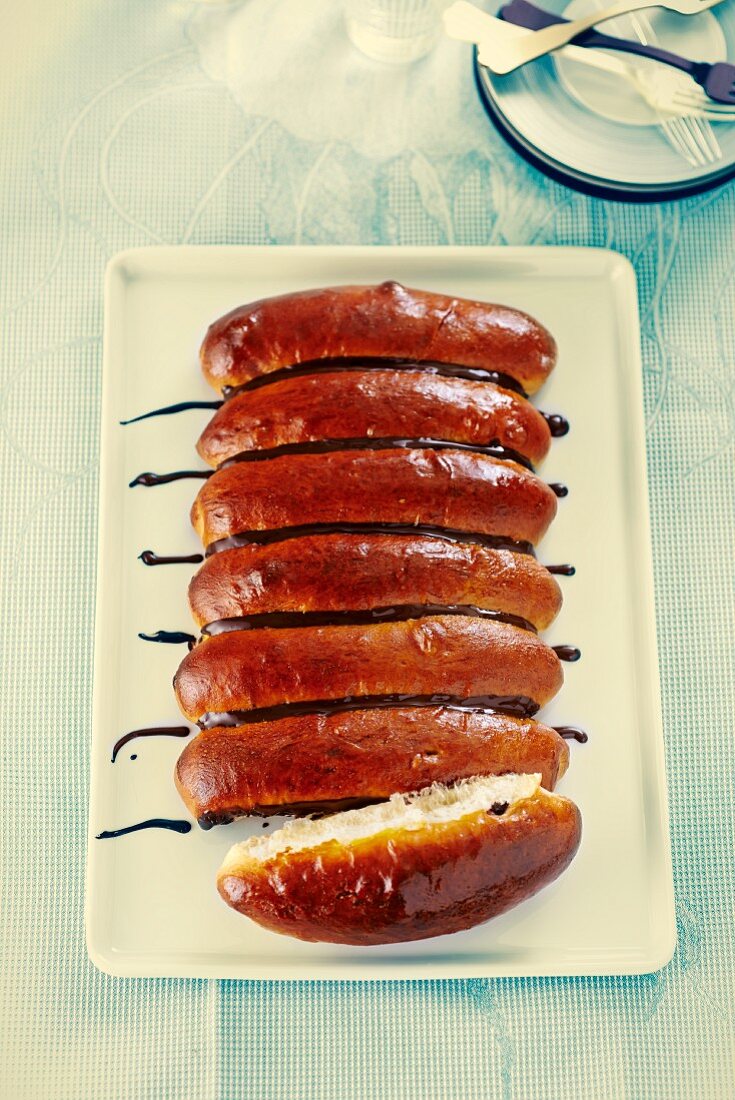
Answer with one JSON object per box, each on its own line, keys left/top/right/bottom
{"left": 86, "top": 245, "right": 675, "bottom": 979}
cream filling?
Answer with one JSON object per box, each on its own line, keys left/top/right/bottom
{"left": 219, "top": 772, "right": 541, "bottom": 872}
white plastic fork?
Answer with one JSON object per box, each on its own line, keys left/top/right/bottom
{"left": 625, "top": 10, "right": 721, "bottom": 166}
{"left": 559, "top": 42, "right": 734, "bottom": 122}
{"left": 662, "top": 87, "right": 735, "bottom": 114}
{"left": 479, "top": 0, "right": 727, "bottom": 74}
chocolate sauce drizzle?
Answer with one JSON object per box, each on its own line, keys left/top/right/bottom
{"left": 206, "top": 524, "right": 535, "bottom": 558}
{"left": 111, "top": 725, "right": 191, "bottom": 763}
{"left": 202, "top": 604, "right": 537, "bottom": 636}
{"left": 197, "top": 797, "right": 384, "bottom": 830}
{"left": 139, "top": 550, "right": 204, "bottom": 566}
{"left": 553, "top": 726, "right": 589, "bottom": 743}
{"left": 542, "top": 412, "right": 570, "bottom": 437}
{"left": 222, "top": 358, "right": 530, "bottom": 399}
{"left": 96, "top": 818, "right": 192, "bottom": 839}
{"left": 130, "top": 438, "right": 562, "bottom": 490}
{"left": 120, "top": 400, "right": 222, "bottom": 425}
{"left": 130, "top": 470, "right": 211, "bottom": 488}
{"left": 552, "top": 645, "right": 581, "bottom": 662}
{"left": 198, "top": 693, "right": 540, "bottom": 729}
{"left": 118, "top": 363, "right": 572, "bottom": 455}
{"left": 546, "top": 564, "right": 575, "bottom": 576}
{"left": 139, "top": 630, "right": 197, "bottom": 645}
{"left": 118, "top": 387, "right": 568, "bottom": 445}
{"left": 220, "top": 436, "right": 536, "bottom": 472}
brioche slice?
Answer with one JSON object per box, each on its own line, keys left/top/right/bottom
{"left": 176, "top": 709, "right": 570, "bottom": 827}
{"left": 217, "top": 773, "right": 581, "bottom": 944}
{"left": 188, "top": 534, "right": 562, "bottom": 632}
{"left": 191, "top": 449, "right": 557, "bottom": 551}
{"left": 200, "top": 282, "right": 557, "bottom": 395}
{"left": 173, "top": 617, "right": 563, "bottom": 725}
{"left": 196, "top": 371, "right": 552, "bottom": 468}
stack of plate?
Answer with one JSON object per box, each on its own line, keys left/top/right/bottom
{"left": 474, "top": 0, "right": 735, "bottom": 198}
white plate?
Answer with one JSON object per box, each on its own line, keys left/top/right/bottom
{"left": 86, "top": 245, "right": 675, "bottom": 979}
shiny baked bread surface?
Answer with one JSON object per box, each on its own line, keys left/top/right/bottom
{"left": 173, "top": 616, "right": 564, "bottom": 723}
{"left": 175, "top": 709, "right": 570, "bottom": 824}
{"left": 217, "top": 773, "right": 581, "bottom": 944}
{"left": 200, "top": 282, "right": 556, "bottom": 395}
{"left": 196, "top": 370, "right": 552, "bottom": 467}
{"left": 188, "top": 534, "right": 562, "bottom": 631}
{"left": 191, "top": 449, "right": 557, "bottom": 549}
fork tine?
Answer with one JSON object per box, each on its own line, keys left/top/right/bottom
{"left": 673, "top": 94, "right": 735, "bottom": 114}
{"left": 655, "top": 118, "right": 699, "bottom": 167}
{"left": 698, "top": 119, "right": 722, "bottom": 160}
{"left": 667, "top": 114, "right": 706, "bottom": 162}
{"left": 683, "top": 113, "right": 721, "bottom": 162}
{"left": 659, "top": 118, "right": 700, "bottom": 167}
{"left": 671, "top": 93, "right": 735, "bottom": 118}
{"left": 678, "top": 118, "right": 713, "bottom": 165}
{"left": 668, "top": 117, "right": 707, "bottom": 166}
{"left": 666, "top": 83, "right": 717, "bottom": 108}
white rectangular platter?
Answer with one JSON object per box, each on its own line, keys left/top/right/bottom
{"left": 86, "top": 245, "right": 675, "bottom": 979}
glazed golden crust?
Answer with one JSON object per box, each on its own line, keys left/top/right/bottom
{"left": 173, "top": 616, "right": 563, "bottom": 723}
{"left": 217, "top": 788, "right": 581, "bottom": 944}
{"left": 175, "top": 710, "right": 569, "bottom": 823}
{"left": 190, "top": 449, "right": 558, "bottom": 550}
{"left": 196, "top": 371, "right": 552, "bottom": 468}
{"left": 200, "top": 282, "right": 557, "bottom": 396}
{"left": 188, "top": 534, "right": 562, "bottom": 631}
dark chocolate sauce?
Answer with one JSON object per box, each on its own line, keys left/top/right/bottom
{"left": 222, "top": 358, "right": 529, "bottom": 399}
{"left": 197, "top": 811, "right": 234, "bottom": 830}
{"left": 553, "top": 726, "right": 589, "bottom": 743}
{"left": 138, "top": 630, "right": 197, "bottom": 645}
{"left": 129, "top": 470, "right": 211, "bottom": 488}
{"left": 120, "top": 400, "right": 222, "bottom": 425}
{"left": 542, "top": 412, "right": 570, "bottom": 437}
{"left": 198, "top": 693, "right": 540, "bottom": 729}
{"left": 95, "top": 818, "right": 192, "bottom": 839}
{"left": 202, "top": 604, "right": 537, "bottom": 636}
{"left": 197, "top": 796, "right": 383, "bottom": 829}
{"left": 552, "top": 645, "right": 581, "bottom": 662}
{"left": 546, "top": 564, "right": 575, "bottom": 576}
{"left": 489, "top": 801, "right": 509, "bottom": 815}
{"left": 219, "top": 437, "right": 535, "bottom": 472}
{"left": 139, "top": 550, "right": 204, "bottom": 566}
{"left": 549, "top": 483, "right": 568, "bottom": 498}
{"left": 206, "top": 524, "right": 535, "bottom": 558}
{"left": 111, "top": 725, "right": 191, "bottom": 763}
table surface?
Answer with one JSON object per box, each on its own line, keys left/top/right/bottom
{"left": 1, "top": 2, "right": 733, "bottom": 1098}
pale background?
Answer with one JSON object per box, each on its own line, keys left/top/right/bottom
{"left": 1, "top": 1, "right": 733, "bottom": 1097}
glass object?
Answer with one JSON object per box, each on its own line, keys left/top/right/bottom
{"left": 345, "top": 0, "right": 444, "bottom": 63}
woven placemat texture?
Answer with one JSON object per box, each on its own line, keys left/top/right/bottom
{"left": 1, "top": 3, "right": 733, "bottom": 1097}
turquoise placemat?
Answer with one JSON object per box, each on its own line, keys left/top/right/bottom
{"left": 1, "top": 2, "right": 733, "bottom": 1096}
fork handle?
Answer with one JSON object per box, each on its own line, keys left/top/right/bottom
{"left": 500, "top": 0, "right": 708, "bottom": 80}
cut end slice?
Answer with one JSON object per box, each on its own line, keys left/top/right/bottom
{"left": 217, "top": 772, "right": 581, "bottom": 944}
{"left": 219, "top": 772, "right": 541, "bottom": 872}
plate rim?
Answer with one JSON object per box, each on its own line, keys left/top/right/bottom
{"left": 85, "top": 244, "right": 676, "bottom": 980}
